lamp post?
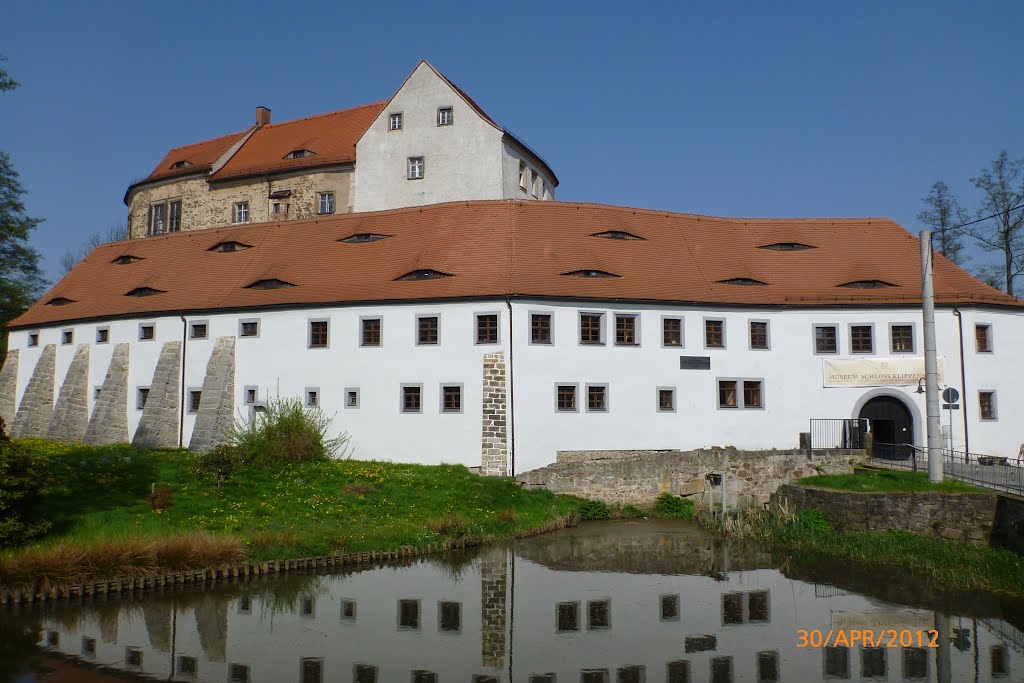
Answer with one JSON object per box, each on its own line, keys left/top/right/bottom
{"left": 921, "top": 230, "right": 943, "bottom": 483}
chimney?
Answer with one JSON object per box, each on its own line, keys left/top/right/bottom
{"left": 255, "top": 106, "right": 271, "bottom": 127}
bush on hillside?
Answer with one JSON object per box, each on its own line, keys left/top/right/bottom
{"left": 577, "top": 499, "right": 611, "bottom": 520}
{"left": 192, "top": 444, "right": 241, "bottom": 485}
{"left": 0, "top": 436, "right": 53, "bottom": 546}
{"left": 795, "top": 507, "right": 832, "bottom": 533}
{"left": 232, "top": 397, "right": 349, "bottom": 465}
{"left": 653, "top": 493, "right": 696, "bottom": 520}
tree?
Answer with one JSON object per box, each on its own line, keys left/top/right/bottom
{"left": 59, "top": 223, "right": 127, "bottom": 276}
{"left": 0, "top": 57, "right": 46, "bottom": 360}
{"left": 917, "top": 181, "right": 966, "bottom": 265}
{"left": 966, "top": 150, "right": 1024, "bottom": 296}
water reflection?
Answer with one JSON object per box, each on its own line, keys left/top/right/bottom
{"left": 4, "top": 519, "right": 1024, "bottom": 682}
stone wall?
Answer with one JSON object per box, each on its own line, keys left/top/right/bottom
{"left": 480, "top": 352, "right": 507, "bottom": 476}
{"left": 47, "top": 344, "right": 90, "bottom": 442}
{"left": 479, "top": 546, "right": 507, "bottom": 669}
{"left": 132, "top": 341, "right": 182, "bottom": 449}
{"left": 11, "top": 344, "right": 56, "bottom": 438}
{"left": 0, "top": 349, "right": 18, "bottom": 427}
{"left": 85, "top": 343, "right": 130, "bottom": 445}
{"left": 516, "top": 448, "right": 864, "bottom": 506}
{"left": 771, "top": 484, "right": 999, "bottom": 544}
{"left": 189, "top": 337, "right": 236, "bottom": 453}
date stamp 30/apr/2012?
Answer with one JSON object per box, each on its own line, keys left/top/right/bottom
{"left": 797, "top": 629, "right": 940, "bottom": 649}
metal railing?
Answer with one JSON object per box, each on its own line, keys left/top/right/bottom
{"left": 869, "top": 442, "right": 1024, "bottom": 495}
{"left": 809, "top": 418, "right": 868, "bottom": 450}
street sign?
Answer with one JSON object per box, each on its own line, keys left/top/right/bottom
{"left": 942, "top": 404, "right": 960, "bottom": 410}
{"left": 942, "top": 387, "right": 960, "bottom": 404}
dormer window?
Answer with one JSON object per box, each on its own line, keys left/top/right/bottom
{"left": 758, "top": 242, "right": 816, "bottom": 251}
{"left": 562, "top": 269, "right": 620, "bottom": 278}
{"left": 209, "top": 241, "right": 252, "bottom": 253}
{"left": 126, "top": 287, "right": 165, "bottom": 297}
{"left": 170, "top": 160, "right": 192, "bottom": 169}
{"left": 838, "top": 280, "right": 896, "bottom": 289}
{"left": 717, "top": 278, "right": 767, "bottom": 286}
{"left": 284, "top": 149, "right": 314, "bottom": 159}
{"left": 592, "top": 231, "right": 645, "bottom": 241}
{"left": 395, "top": 269, "right": 453, "bottom": 281}
{"left": 245, "top": 279, "right": 295, "bottom": 290}
{"left": 437, "top": 107, "right": 454, "bottom": 126}
{"left": 112, "top": 255, "right": 143, "bottom": 265}
{"left": 46, "top": 297, "right": 75, "bottom": 306}
{"left": 339, "top": 233, "right": 392, "bottom": 244}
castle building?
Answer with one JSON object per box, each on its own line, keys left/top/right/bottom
{"left": 1, "top": 63, "right": 1021, "bottom": 475}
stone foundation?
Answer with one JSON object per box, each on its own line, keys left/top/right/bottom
{"left": 480, "top": 352, "right": 507, "bottom": 476}
{"left": 47, "top": 344, "right": 90, "bottom": 442}
{"left": 11, "top": 344, "right": 56, "bottom": 438}
{"left": 516, "top": 448, "right": 864, "bottom": 506}
{"left": 0, "top": 349, "right": 18, "bottom": 427}
{"left": 85, "top": 344, "right": 131, "bottom": 445}
{"left": 189, "top": 337, "right": 236, "bottom": 453}
{"left": 772, "top": 484, "right": 999, "bottom": 544}
{"left": 132, "top": 341, "right": 182, "bottom": 449}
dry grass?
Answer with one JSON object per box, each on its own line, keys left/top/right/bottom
{"left": 424, "top": 512, "right": 470, "bottom": 539}
{"left": 341, "top": 483, "right": 376, "bottom": 497}
{"left": 497, "top": 508, "right": 518, "bottom": 524}
{"left": 245, "top": 529, "right": 305, "bottom": 552}
{"left": 0, "top": 533, "right": 242, "bottom": 591}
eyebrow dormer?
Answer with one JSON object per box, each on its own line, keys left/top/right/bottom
{"left": 126, "top": 287, "right": 165, "bottom": 297}
{"left": 339, "top": 233, "right": 393, "bottom": 244}
{"left": 395, "top": 269, "right": 453, "bottom": 281}
{"left": 209, "top": 241, "right": 253, "bottom": 253}
{"left": 562, "top": 269, "right": 620, "bottom": 278}
{"left": 591, "top": 230, "right": 645, "bottom": 241}
{"left": 838, "top": 280, "right": 896, "bottom": 289}
{"left": 245, "top": 279, "right": 295, "bottom": 290}
{"left": 284, "top": 149, "right": 315, "bottom": 159}
{"left": 46, "top": 297, "right": 76, "bottom": 306}
{"left": 112, "top": 254, "right": 144, "bottom": 265}
{"left": 717, "top": 278, "right": 767, "bottom": 286}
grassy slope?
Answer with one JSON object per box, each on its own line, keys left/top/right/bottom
{"left": 797, "top": 468, "right": 985, "bottom": 493}
{"left": 10, "top": 441, "right": 578, "bottom": 562}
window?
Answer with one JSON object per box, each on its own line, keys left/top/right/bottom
{"left": 660, "top": 594, "right": 680, "bottom": 620}
{"left": 991, "top": 645, "right": 1008, "bottom": 678}
{"left": 743, "top": 381, "right": 763, "bottom": 409}
{"left": 96, "top": 327, "right": 109, "bottom": 343}
{"left": 658, "top": 388, "right": 675, "bottom": 412}
{"left": 718, "top": 381, "right": 737, "bottom": 408}
{"left": 361, "top": 317, "right": 382, "bottom": 347}
{"left": 615, "top": 314, "right": 639, "bottom": 346}
{"left": 979, "top": 391, "right": 997, "bottom": 420}
{"left": 976, "top": 323, "right": 992, "bottom": 352}
{"left": 285, "top": 149, "right": 314, "bottom": 159}
{"left": 246, "top": 278, "right": 295, "bottom": 290}
{"left": 860, "top": 648, "right": 885, "bottom": 679}
{"left": 710, "top": 658, "right": 733, "bottom": 683}
{"left": 408, "top": 156, "right": 424, "bottom": 180}
{"left": 209, "top": 240, "right": 251, "bottom": 253}
{"left": 531, "top": 313, "right": 552, "bottom": 344}
{"left": 137, "top": 387, "right": 150, "bottom": 410}
{"left": 587, "top": 384, "right": 608, "bottom": 412}
{"left": 617, "top": 666, "right": 645, "bottom": 683}
{"left": 581, "top": 672, "right": 609, "bottom": 683}
{"left": 306, "top": 389, "right": 319, "bottom": 408}
{"left": 354, "top": 664, "right": 376, "bottom": 682}
{"left": 529, "top": 675, "right": 555, "bottom": 683}
{"left": 749, "top": 321, "right": 769, "bottom": 350}
{"left": 417, "top": 316, "right": 439, "bottom": 345}
{"left": 441, "top": 385, "right": 462, "bottom": 413}
{"left": 722, "top": 593, "right": 743, "bottom": 624}
{"left": 748, "top": 590, "right": 769, "bottom": 621}
{"left": 667, "top": 661, "right": 690, "bottom": 683}
{"left": 318, "top": 192, "right": 335, "bottom": 215}
{"left": 188, "top": 390, "right": 201, "bottom": 414}
{"left": 229, "top": 663, "right": 251, "bottom": 682}
{"left": 233, "top": 201, "right": 249, "bottom": 224}
{"left": 556, "top": 602, "right": 579, "bottom": 632}
{"left": 412, "top": 672, "right": 437, "bottom": 683}
{"left": 28, "top": 332, "right": 39, "bottom": 347}
{"left": 519, "top": 162, "right": 528, "bottom": 190}
{"left": 663, "top": 317, "right": 682, "bottom": 347}
{"left": 890, "top": 324, "right": 914, "bottom": 353}
{"left": 438, "top": 601, "right": 461, "bottom": 631}
{"left": 580, "top": 312, "right": 604, "bottom": 345}
{"left": 341, "top": 599, "right": 357, "bottom": 622}
{"left": 239, "top": 320, "right": 259, "bottom": 338}
{"left": 758, "top": 651, "right": 780, "bottom": 682}
{"left": 345, "top": 389, "right": 359, "bottom": 409}
{"left": 556, "top": 384, "right": 578, "bottom": 412}
{"left": 139, "top": 324, "right": 155, "bottom": 341}
{"left": 46, "top": 297, "right": 74, "bottom": 306}
{"left": 389, "top": 112, "right": 403, "bottom": 131}
{"left": 437, "top": 106, "right": 453, "bottom": 126}
{"left": 705, "top": 319, "right": 724, "bottom": 348}
{"left": 902, "top": 647, "right": 927, "bottom": 679}
{"left": 238, "top": 594, "right": 252, "bottom": 614}
{"left": 719, "top": 379, "right": 763, "bottom": 409}
{"left": 301, "top": 596, "right": 315, "bottom": 617}
{"left": 815, "top": 325, "right": 838, "bottom": 354}
{"left": 125, "top": 647, "right": 143, "bottom": 667}
{"left": 398, "top": 599, "right": 420, "bottom": 629}
{"left": 178, "top": 655, "right": 198, "bottom": 678}
{"left": 532, "top": 173, "right": 542, "bottom": 198}
{"left": 82, "top": 636, "right": 96, "bottom": 656}
{"left": 402, "top": 385, "right": 422, "bottom": 413}
{"left": 244, "top": 386, "right": 258, "bottom": 405}
{"left": 685, "top": 635, "right": 717, "bottom": 653}
{"left": 850, "top": 325, "right": 873, "bottom": 353}
{"left": 823, "top": 646, "right": 849, "bottom": 678}
{"left": 62, "top": 329, "right": 74, "bottom": 345}
{"left": 396, "top": 269, "right": 452, "bottom": 281}
{"left": 300, "top": 658, "right": 323, "bottom": 683}
{"left": 476, "top": 313, "right": 499, "bottom": 344}
{"left": 587, "top": 599, "right": 610, "bottom": 630}
{"left": 126, "top": 286, "right": 165, "bottom": 297}
{"left": 148, "top": 199, "right": 182, "bottom": 235}
{"left": 309, "top": 320, "right": 329, "bottom": 349}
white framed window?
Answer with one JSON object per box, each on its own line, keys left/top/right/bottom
{"left": 305, "top": 388, "right": 320, "bottom": 408}
{"left": 889, "top": 323, "right": 915, "bottom": 353}
{"left": 318, "top": 192, "right": 335, "bottom": 215}
{"left": 138, "top": 323, "right": 155, "bottom": 341}
{"left": 585, "top": 384, "right": 609, "bottom": 413}
{"left": 849, "top": 324, "right": 874, "bottom": 354}
{"left": 345, "top": 388, "right": 360, "bottom": 409}
{"left": 749, "top": 320, "right": 770, "bottom": 350}
{"left": 440, "top": 384, "right": 463, "bottom": 413}
{"left": 657, "top": 387, "right": 676, "bottom": 413}
{"left": 519, "top": 162, "right": 528, "bottom": 191}
{"left": 189, "top": 321, "right": 208, "bottom": 339}
{"left": 555, "top": 383, "right": 579, "bottom": 413}
{"left": 813, "top": 324, "right": 839, "bottom": 354}
{"left": 96, "top": 327, "right": 110, "bottom": 344}
{"left": 408, "top": 157, "right": 425, "bottom": 180}
{"left": 401, "top": 384, "right": 423, "bottom": 414}
{"left": 614, "top": 313, "right": 640, "bottom": 346}
{"left": 717, "top": 378, "right": 765, "bottom": 410}
{"left": 148, "top": 198, "right": 182, "bottom": 235}
{"left": 530, "top": 312, "right": 553, "bottom": 345}
{"left": 662, "top": 316, "right": 683, "bottom": 347}
{"left": 437, "top": 106, "right": 454, "bottom": 126}
{"left": 389, "top": 112, "right": 403, "bottom": 131}
{"left": 239, "top": 319, "right": 260, "bottom": 338}
{"left": 233, "top": 201, "right": 249, "bottom": 224}
{"left": 475, "top": 312, "right": 500, "bottom": 344}
{"left": 579, "top": 311, "right": 605, "bottom": 345}
{"left": 308, "top": 319, "right": 329, "bottom": 349}
{"left": 704, "top": 318, "right": 725, "bottom": 349}
{"left": 243, "top": 386, "right": 258, "bottom": 405}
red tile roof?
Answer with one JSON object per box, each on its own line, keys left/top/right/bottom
{"left": 144, "top": 131, "right": 249, "bottom": 183}
{"left": 13, "top": 200, "right": 1019, "bottom": 329}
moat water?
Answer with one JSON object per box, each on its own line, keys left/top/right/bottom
{"left": 2, "top": 520, "right": 1023, "bottom": 682}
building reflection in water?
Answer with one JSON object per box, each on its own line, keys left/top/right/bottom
{"left": 9, "top": 520, "right": 1024, "bottom": 682}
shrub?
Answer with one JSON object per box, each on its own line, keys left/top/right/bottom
{"left": 795, "top": 507, "right": 832, "bottom": 533}
{"left": 577, "top": 499, "right": 611, "bottom": 521}
{"left": 653, "top": 493, "right": 696, "bottom": 520}
{"left": 232, "top": 397, "right": 349, "bottom": 466}
{"left": 425, "top": 512, "right": 470, "bottom": 539}
{"left": 0, "top": 440, "right": 53, "bottom": 546}
{"left": 191, "top": 445, "right": 240, "bottom": 486}
{"left": 146, "top": 485, "right": 172, "bottom": 512}
{"left": 620, "top": 505, "right": 646, "bottom": 519}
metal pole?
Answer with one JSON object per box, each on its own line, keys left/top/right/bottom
{"left": 921, "top": 230, "right": 943, "bottom": 482}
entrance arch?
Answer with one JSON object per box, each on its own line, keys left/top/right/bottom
{"left": 858, "top": 395, "right": 915, "bottom": 459}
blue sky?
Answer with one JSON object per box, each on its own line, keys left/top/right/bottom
{"left": 1, "top": 1, "right": 1021, "bottom": 283}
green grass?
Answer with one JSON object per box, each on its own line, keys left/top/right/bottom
{"left": 797, "top": 468, "right": 985, "bottom": 493}
{"left": 1, "top": 440, "right": 580, "bottom": 587}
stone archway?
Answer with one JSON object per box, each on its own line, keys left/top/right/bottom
{"left": 858, "top": 395, "right": 915, "bottom": 460}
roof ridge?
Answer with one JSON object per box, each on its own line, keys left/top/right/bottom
{"left": 163, "top": 129, "right": 248, "bottom": 155}
{"left": 256, "top": 100, "right": 389, "bottom": 131}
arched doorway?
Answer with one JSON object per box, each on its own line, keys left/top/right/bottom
{"left": 859, "top": 396, "right": 915, "bottom": 459}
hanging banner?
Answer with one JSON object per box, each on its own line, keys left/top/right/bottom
{"left": 822, "top": 357, "right": 944, "bottom": 388}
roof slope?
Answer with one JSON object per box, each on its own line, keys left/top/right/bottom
{"left": 14, "top": 200, "right": 1020, "bottom": 328}
{"left": 145, "top": 131, "right": 249, "bottom": 183}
